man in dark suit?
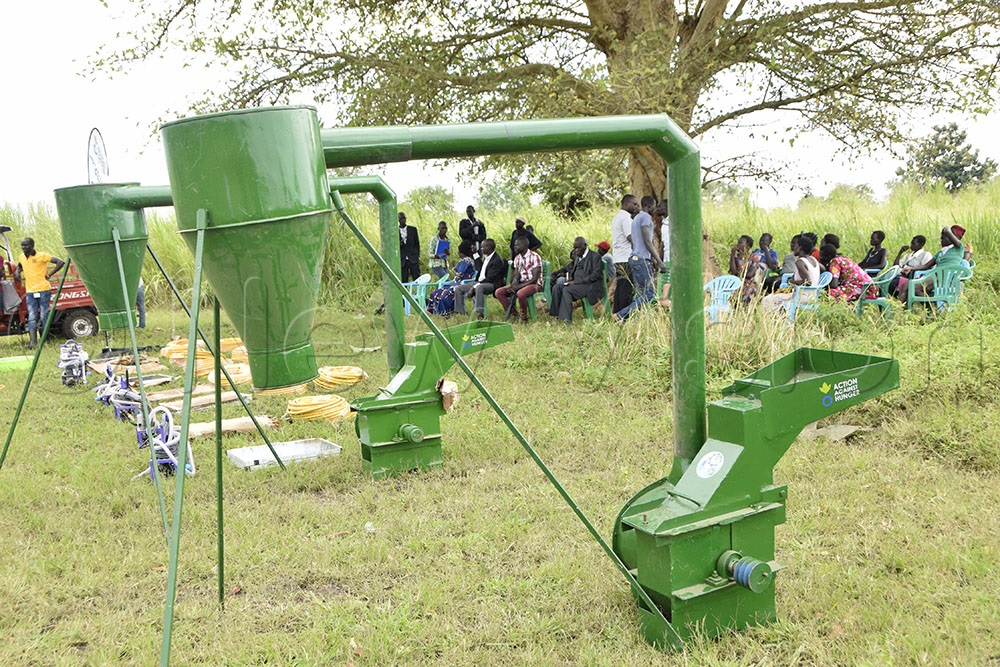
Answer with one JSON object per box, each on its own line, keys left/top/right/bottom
{"left": 458, "top": 205, "right": 487, "bottom": 253}
{"left": 398, "top": 212, "right": 421, "bottom": 282}
{"left": 549, "top": 236, "right": 605, "bottom": 323}
{"left": 453, "top": 238, "right": 506, "bottom": 318}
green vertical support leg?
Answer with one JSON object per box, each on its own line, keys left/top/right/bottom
{"left": 111, "top": 227, "right": 170, "bottom": 539}
{"left": 159, "top": 209, "right": 209, "bottom": 667}
{"left": 214, "top": 297, "right": 225, "bottom": 610}
{"left": 0, "top": 262, "right": 72, "bottom": 471}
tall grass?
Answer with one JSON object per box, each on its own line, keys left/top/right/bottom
{"left": 2, "top": 179, "right": 998, "bottom": 310}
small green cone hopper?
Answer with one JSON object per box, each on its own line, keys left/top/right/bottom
{"left": 54, "top": 184, "right": 149, "bottom": 330}
{"left": 160, "top": 106, "right": 332, "bottom": 389}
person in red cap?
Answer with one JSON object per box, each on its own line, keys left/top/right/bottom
{"left": 901, "top": 225, "right": 968, "bottom": 300}
{"left": 596, "top": 240, "right": 615, "bottom": 284}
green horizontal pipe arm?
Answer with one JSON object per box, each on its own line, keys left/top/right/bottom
{"left": 330, "top": 191, "right": 681, "bottom": 646}
{"left": 321, "top": 115, "right": 705, "bottom": 476}
{"left": 112, "top": 185, "right": 174, "bottom": 210}
{"left": 328, "top": 176, "right": 404, "bottom": 375}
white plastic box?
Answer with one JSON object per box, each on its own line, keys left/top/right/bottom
{"left": 226, "top": 438, "right": 341, "bottom": 470}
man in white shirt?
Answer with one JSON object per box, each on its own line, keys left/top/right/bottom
{"left": 610, "top": 193, "right": 639, "bottom": 312}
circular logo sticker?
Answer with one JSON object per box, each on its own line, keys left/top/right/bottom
{"left": 696, "top": 451, "right": 725, "bottom": 479}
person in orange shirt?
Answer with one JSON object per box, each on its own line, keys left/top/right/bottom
{"left": 14, "top": 237, "right": 65, "bottom": 348}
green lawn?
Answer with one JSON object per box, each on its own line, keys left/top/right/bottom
{"left": 1, "top": 276, "right": 998, "bottom": 665}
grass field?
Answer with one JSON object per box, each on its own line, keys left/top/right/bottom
{"left": 1, "top": 186, "right": 998, "bottom": 665}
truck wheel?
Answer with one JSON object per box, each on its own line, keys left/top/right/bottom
{"left": 62, "top": 309, "right": 99, "bottom": 338}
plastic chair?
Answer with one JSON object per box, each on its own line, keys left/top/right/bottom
{"left": 582, "top": 278, "right": 611, "bottom": 319}
{"left": 864, "top": 268, "right": 882, "bottom": 276}
{"left": 778, "top": 272, "right": 794, "bottom": 289}
{"left": 855, "top": 266, "right": 900, "bottom": 320}
{"left": 785, "top": 271, "right": 832, "bottom": 323}
{"left": 703, "top": 275, "right": 742, "bottom": 323}
{"left": 401, "top": 274, "right": 433, "bottom": 315}
{"left": 906, "top": 265, "right": 971, "bottom": 312}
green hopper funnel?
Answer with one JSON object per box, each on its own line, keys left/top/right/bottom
{"left": 160, "top": 107, "right": 332, "bottom": 389}
{"left": 54, "top": 184, "right": 151, "bottom": 330}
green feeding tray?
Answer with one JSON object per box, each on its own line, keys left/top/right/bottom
{"left": 0, "top": 356, "right": 33, "bottom": 373}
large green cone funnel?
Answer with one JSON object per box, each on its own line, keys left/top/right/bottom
{"left": 54, "top": 184, "right": 149, "bottom": 330}
{"left": 161, "top": 106, "right": 332, "bottom": 389}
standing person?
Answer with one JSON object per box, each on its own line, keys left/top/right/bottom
{"left": 858, "top": 230, "right": 888, "bottom": 272}
{"left": 398, "top": 212, "right": 421, "bottom": 282}
{"left": 652, "top": 200, "right": 671, "bottom": 303}
{"left": 459, "top": 205, "right": 487, "bottom": 253}
{"left": 495, "top": 237, "right": 543, "bottom": 322}
{"left": 549, "top": 236, "right": 605, "bottom": 323}
{"left": 428, "top": 220, "right": 451, "bottom": 278}
{"left": 614, "top": 196, "right": 666, "bottom": 322}
{"left": 610, "top": 193, "right": 638, "bottom": 312}
{"left": 508, "top": 216, "right": 541, "bottom": 257}
{"left": 135, "top": 277, "right": 146, "bottom": 329}
{"left": 454, "top": 239, "right": 506, "bottom": 318}
{"left": 14, "top": 237, "right": 65, "bottom": 349}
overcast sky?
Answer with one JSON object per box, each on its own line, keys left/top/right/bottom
{"left": 1, "top": 1, "right": 997, "bottom": 214}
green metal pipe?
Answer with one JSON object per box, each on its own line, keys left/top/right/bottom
{"left": 321, "top": 115, "right": 705, "bottom": 469}
{"left": 214, "top": 297, "right": 225, "bottom": 610}
{"left": 327, "top": 176, "right": 404, "bottom": 375}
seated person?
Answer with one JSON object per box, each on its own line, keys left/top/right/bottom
{"left": 762, "top": 234, "right": 801, "bottom": 294}
{"left": 858, "top": 230, "right": 888, "bottom": 272}
{"left": 819, "top": 243, "right": 878, "bottom": 303}
{"left": 803, "top": 232, "right": 820, "bottom": 259}
{"left": 888, "top": 235, "right": 931, "bottom": 298}
{"left": 900, "top": 225, "right": 966, "bottom": 300}
{"left": 454, "top": 239, "right": 506, "bottom": 318}
{"left": 496, "top": 237, "right": 543, "bottom": 322}
{"left": 427, "top": 255, "right": 477, "bottom": 317}
{"left": 548, "top": 236, "right": 605, "bottom": 323}
{"left": 762, "top": 236, "right": 820, "bottom": 312}
{"left": 751, "top": 233, "right": 780, "bottom": 276}
{"left": 550, "top": 246, "right": 579, "bottom": 288}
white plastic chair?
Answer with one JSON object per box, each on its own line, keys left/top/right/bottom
{"left": 704, "top": 275, "right": 742, "bottom": 323}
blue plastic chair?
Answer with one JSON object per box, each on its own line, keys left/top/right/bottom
{"left": 704, "top": 275, "right": 741, "bottom": 323}
{"left": 785, "top": 271, "right": 832, "bottom": 323}
{"left": 401, "top": 273, "right": 433, "bottom": 315}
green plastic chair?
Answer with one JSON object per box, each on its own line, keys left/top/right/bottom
{"left": 855, "top": 266, "right": 900, "bottom": 320}
{"left": 525, "top": 261, "right": 551, "bottom": 320}
{"left": 906, "top": 264, "right": 972, "bottom": 312}
{"left": 581, "top": 278, "right": 611, "bottom": 319}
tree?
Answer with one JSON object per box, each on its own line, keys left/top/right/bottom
{"left": 400, "top": 185, "right": 455, "bottom": 220}
{"left": 99, "top": 1, "right": 1000, "bottom": 200}
{"left": 894, "top": 123, "right": 997, "bottom": 192}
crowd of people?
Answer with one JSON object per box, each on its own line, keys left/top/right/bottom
{"left": 395, "top": 199, "right": 973, "bottom": 325}
{"left": 397, "top": 196, "right": 671, "bottom": 324}
{"left": 733, "top": 225, "right": 973, "bottom": 314}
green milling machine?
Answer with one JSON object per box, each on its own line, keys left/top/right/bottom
{"left": 7, "top": 106, "right": 898, "bottom": 663}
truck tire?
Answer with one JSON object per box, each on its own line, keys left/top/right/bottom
{"left": 62, "top": 308, "right": 99, "bottom": 338}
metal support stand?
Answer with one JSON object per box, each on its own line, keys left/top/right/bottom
{"left": 0, "top": 261, "right": 72, "bottom": 470}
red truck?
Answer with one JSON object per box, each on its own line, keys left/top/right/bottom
{"left": 1, "top": 225, "right": 99, "bottom": 339}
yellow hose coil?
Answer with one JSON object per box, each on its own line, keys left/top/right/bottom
{"left": 230, "top": 346, "right": 249, "bottom": 364}
{"left": 314, "top": 366, "right": 368, "bottom": 390}
{"left": 205, "top": 363, "right": 253, "bottom": 388}
{"left": 255, "top": 383, "right": 308, "bottom": 397}
{"left": 286, "top": 394, "right": 351, "bottom": 421}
